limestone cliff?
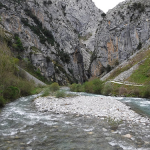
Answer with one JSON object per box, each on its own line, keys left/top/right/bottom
{"left": 0, "top": 0, "right": 103, "bottom": 84}
{"left": 92, "top": 0, "right": 150, "bottom": 77}
{"left": 1, "top": 0, "right": 150, "bottom": 83}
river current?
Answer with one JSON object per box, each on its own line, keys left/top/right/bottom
{"left": 0, "top": 92, "right": 150, "bottom": 150}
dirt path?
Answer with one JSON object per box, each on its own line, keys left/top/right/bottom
{"left": 18, "top": 66, "right": 46, "bottom": 86}
{"left": 109, "top": 81, "right": 143, "bottom": 87}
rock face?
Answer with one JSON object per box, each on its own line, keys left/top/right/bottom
{"left": 91, "top": 0, "right": 150, "bottom": 77}
{"left": 1, "top": 0, "right": 150, "bottom": 83}
{"left": 0, "top": 0, "right": 103, "bottom": 84}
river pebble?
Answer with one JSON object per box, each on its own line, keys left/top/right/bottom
{"left": 34, "top": 95, "right": 150, "bottom": 125}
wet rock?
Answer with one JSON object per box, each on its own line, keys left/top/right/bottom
{"left": 7, "top": 141, "right": 11, "bottom": 144}
{"left": 144, "top": 141, "right": 150, "bottom": 148}
{"left": 113, "top": 145, "right": 123, "bottom": 150}
{"left": 105, "top": 137, "right": 113, "bottom": 141}
{"left": 34, "top": 95, "right": 150, "bottom": 124}
{"left": 103, "top": 128, "right": 107, "bottom": 132}
{"left": 122, "top": 134, "right": 132, "bottom": 139}
{"left": 87, "top": 132, "right": 93, "bottom": 135}
{"left": 135, "top": 138, "right": 144, "bottom": 147}
{"left": 110, "top": 126, "right": 118, "bottom": 131}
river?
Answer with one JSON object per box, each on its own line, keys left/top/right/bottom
{"left": 0, "top": 92, "right": 150, "bottom": 150}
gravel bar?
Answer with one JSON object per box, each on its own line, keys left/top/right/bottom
{"left": 34, "top": 95, "right": 150, "bottom": 124}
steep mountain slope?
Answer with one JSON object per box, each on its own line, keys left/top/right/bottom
{"left": 0, "top": 27, "right": 36, "bottom": 106}
{"left": 0, "top": 0, "right": 103, "bottom": 84}
{"left": 1, "top": 0, "right": 150, "bottom": 84}
{"left": 91, "top": 0, "right": 150, "bottom": 77}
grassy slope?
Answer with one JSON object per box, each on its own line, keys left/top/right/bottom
{"left": 107, "top": 48, "right": 150, "bottom": 81}
{"left": 0, "top": 28, "right": 37, "bottom": 107}
{"left": 128, "top": 56, "right": 150, "bottom": 84}
{"left": 70, "top": 48, "right": 150, "bottom": 98}
{"left": 107, "top": 48, "right": 150, "bottom": 98}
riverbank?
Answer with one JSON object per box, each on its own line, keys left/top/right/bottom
{"left": 34, "top": 95, "right": 150, "bottom": 125}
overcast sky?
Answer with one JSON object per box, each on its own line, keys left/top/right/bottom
{"left": 92, "top": 0, "right": 125, "bottom": 13}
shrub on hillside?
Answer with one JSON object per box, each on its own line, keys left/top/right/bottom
{"left": 84, "top": 78, "right": 103, "bottom": 94}
{"left": 142, "top": 85, "right": 150, "bottom": 98}
{"left": 69, "top": 83, "right": 84, "bottom": 92}
{"left": 102, "top": 82, "right": 112, "bottom": 96}
{"left": 92, "top": 79, "right": 103, "bottom": 94}
{"left": 84, "top": 81, "right": 94, "bottom": 93}
{"left": 49, "top": 82, "right": 60, "bottom": 92}
{"left": 0, "top": 29, "right": 35, "bottom": 106}
{"left": 41, "top": 88, "right": 50, "bottom": 97}
{"left": 14, "top": 34, "right": 24, "bottom": 52}
{"left": 3, "top": 86, "right": 19, "bottom": 100}
{"left": 0, "top": 96, "right": 5, "bottom": 107}
{"left": 128, "top": 88, "right": 140, "bottom": 97}
{"left": 70, "top": 83, "right": 77, "bottom": 92}
{"left": 119, "top": 87, "right": 128, "bottom": 96}
{"left": 55, "top": 90, "right": 66, "bottom": 98}
{"left": 70, "top": 78, "right": 104, "bottom": 94}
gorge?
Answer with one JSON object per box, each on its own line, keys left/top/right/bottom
{"left": 1, "top": 0, "right": 150, "bottom": 149}
{"left": 0, "top": 0, "right": 150, "bottom": 85}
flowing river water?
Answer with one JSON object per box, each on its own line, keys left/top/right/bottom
{"left": 0, "top": 91, "right": 150, "bottom": 150}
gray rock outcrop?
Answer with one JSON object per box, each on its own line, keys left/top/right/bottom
{"left": 0, "top": 0, "right": 103, "bottom": 84}
{"left": 1, "top": 0, "right": 150, "bottom": 83}
{"left": 91, "top": 0, "right": 150, "bottom": 77}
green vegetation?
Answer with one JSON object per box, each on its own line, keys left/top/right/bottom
{"left": 13, "top": 34, "right": 24, "bottom": 52}
{"left": 41, "top": 83, "right": 76, "bottom": 98}
{"left": 70, "top": 78, "right": 150, "bottom": 98}
{"left": 131, "top": 2, "right": 145, "bottom": 12}
{"left": 49, "top": 82, "right": 60, "bottom": 92}
{"left": 129, "top": 2, "right": 145, "bottom": 22}
{"left": 55, "top": 90, "right": 76, "bottom": 98}
{"left": 0, "top": 2, "right": 8, "bottom": 9}
{"left": 70, "top": 46, "right": 150, "bottom": 98}
{"left": 0, "top": 28, "right": 35, "bottom": 107}
{"left": 106, "top": 65, "right": 131, "bottom": 80}
{"left": 70, "top": 78, "right": 104, "bottom": 94}
{"left": 41, "top": 87, "right": 50, "bottom": 97}
{"left": 31, "top": 86, "right": 45, "bottom": 95}
{"left": 18, "top": 59, "right": 50, "bottom": 84}
{"left": 107, "top": 48, "right": 150, "bottom": 81}
{"left": 21, "top": 9, "right": 55, "bottom": 46}
{"left": 55, "top": 90, "right": 66, "bottom": 98}
{"left": 41, "top": 82, "right": 60, "bottom": 97}
{"left": 128, "top": 56, "right": 150, "bottom": 84}
{"left": 108, "top": 83, "right": 150, "bottom": 98}
{"left": 53, "top": 60, "right": 77, "bottom": 84}
{"left": 102, "top": 82, "right": 112, "bottom": 96}
{"left": 57, "top": 49, "right": 70, "bottom": 64}
{"left": 105, "top": 117, "right": 123, "bottom": 130}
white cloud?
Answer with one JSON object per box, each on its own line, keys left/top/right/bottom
{"left": 92, "top": 0, "right": 125, "bottom": 13}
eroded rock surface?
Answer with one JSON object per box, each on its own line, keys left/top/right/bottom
{"left": 92, "top": 0, "right": 150, "bottom": 77}
{"left": 0, "top": 0, "right": 103, "bottom": 84}
{"left": 1, "top": 0, "right": 150, "bottom": 82}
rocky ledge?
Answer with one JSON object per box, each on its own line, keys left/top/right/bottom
{"left": 34, "top": 95, "right": 150, "bottom": 125}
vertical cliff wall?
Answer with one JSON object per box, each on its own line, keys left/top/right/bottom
{"left": 0, "top": 0, "right": 103, "bottom": 84}
{"left": 1, "top": 0, "right": 150, "bottom": 82}
{"left": 91, "top": 0, "right": 150, "bottom": 77}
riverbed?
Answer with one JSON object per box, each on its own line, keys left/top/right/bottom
{"left": 0, "top": 92, "right": 150, "bottom": 150}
